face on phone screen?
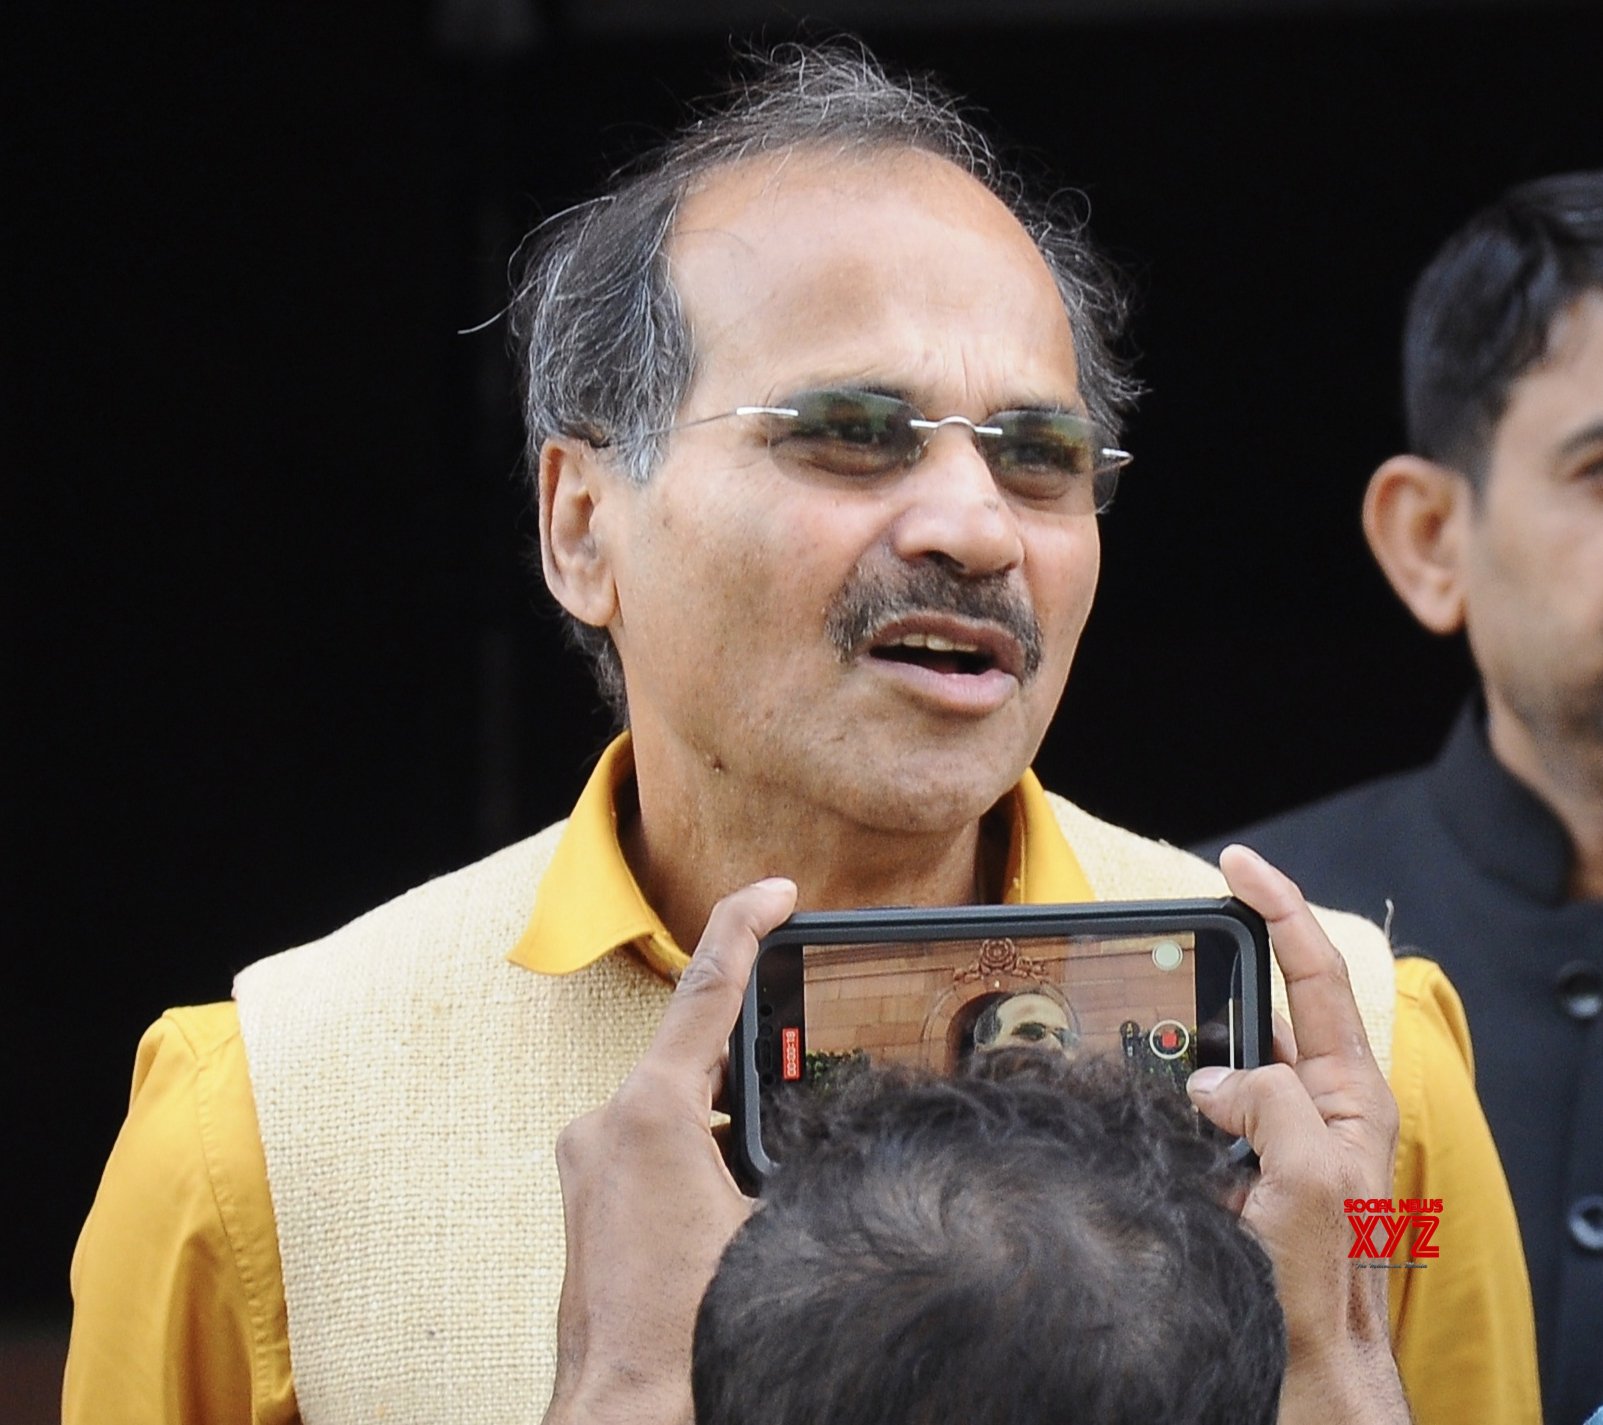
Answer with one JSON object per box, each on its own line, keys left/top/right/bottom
{"left": 761, "top": 930, "right": 1241, "bottom": 1098}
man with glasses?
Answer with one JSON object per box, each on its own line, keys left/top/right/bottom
{"left": 65, "top": 44, "right": 1539, "bottom": 1425}
{"left": 971, "top": 989, "right": 1080, "bottom": 1058}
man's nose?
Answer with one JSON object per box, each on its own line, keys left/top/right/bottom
{"left": 886, "top": 426, "right": 1025, "bottom": 577}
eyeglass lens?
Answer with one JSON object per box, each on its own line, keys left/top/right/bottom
{"left": 759, "top": 389, "right": 1122, "bottom": 511}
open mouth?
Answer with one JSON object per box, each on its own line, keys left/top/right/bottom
{"left": 868, "top": 631, "right": 1002, "bottom": 678}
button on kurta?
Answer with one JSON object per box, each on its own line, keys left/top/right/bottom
{"left": 1555, "top": 962, "right": 1603, "bottom": 1022}
{"left": 1568, "top": 1197, "right": 1603, "bottom": 1254}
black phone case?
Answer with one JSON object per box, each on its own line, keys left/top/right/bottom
{"left": 728, "top": 898, "right": 1271, "bottom": 1188}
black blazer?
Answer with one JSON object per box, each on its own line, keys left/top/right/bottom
{"left": 1196, "top": 704, "right": 1603, "bottom": 1425}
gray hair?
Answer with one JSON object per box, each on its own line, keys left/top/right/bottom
{"left": 509, "top": 42, "right": 1138, "bottom": 720}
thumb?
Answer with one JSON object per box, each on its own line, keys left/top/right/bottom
{"left": 1188, "top": 1062, "right": 1325, "bottom": 1160}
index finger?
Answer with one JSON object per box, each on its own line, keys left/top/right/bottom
{"left": 1218, "top": 845, "right": 1377, "bottom": 1075}
{"left": 641, "top": 878, "right": 798, "bottom": 1079}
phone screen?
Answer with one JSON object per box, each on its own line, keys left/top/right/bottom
{"left": 791, "top": 930, "right": 1235, "bottom": 1084}
{"left": 738, "top": 904, "right": 1266, "bottom": 1181}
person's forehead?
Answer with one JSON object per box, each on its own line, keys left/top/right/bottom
{"left": 1491, "top": 288, "right": 1603, "bottom": 466}
{"left": 665, "top": 147, "right": 1081, "bottom": 409}
{"left": 1002, "top": 994, "right": 1063, "bottom": 1018}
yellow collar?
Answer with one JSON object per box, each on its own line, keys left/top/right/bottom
{"left": 507, "top": 733, "right": 1093, "bottom": 981}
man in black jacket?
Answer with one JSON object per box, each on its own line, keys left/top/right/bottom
{"left": 1197, "top": 171, "right": 1603, "bottom": 1424}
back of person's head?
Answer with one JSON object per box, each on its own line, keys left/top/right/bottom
{"left": 692, "top": 1051, "right": 1286, "bottom": 1425}
{"left": 1404, "top": 170, "right": 1603, "bottom": 482}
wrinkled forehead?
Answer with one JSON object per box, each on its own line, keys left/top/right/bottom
{"left": 665, "top": 147, "right": 1082, "bottom": 408}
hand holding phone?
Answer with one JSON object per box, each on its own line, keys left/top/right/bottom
{"left": 1187, "top": 847, "right": 1408, "bottom": 1425}
{"left": 545, "top": 878, "right": 795, "bottom": 1425}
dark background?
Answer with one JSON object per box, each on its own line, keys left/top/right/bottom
{"left": 7, "top": 0, "right": 1601, "bottom": 1353}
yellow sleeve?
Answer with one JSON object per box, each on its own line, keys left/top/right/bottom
{"left": 1387, "top": 958, "right": 1541, "bottom": 1425}
{"left": 64, "top": 1003, "right": 299, "bottom": 1425}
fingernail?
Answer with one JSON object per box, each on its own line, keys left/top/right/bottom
{"left": 753, "top": 877, "right": 796, "bottom": 893}
{"left": 1187, "top": 1066, "right": 1231, "bottom": 1095}
{"left": 1223, "top": 843, "right": 1267, "bottom": 869}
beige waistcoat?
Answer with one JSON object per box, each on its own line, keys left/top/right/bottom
{"left": 234, "top": 794, "right": 1394, "bottom": 1424}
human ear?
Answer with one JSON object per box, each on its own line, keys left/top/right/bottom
{"left": 538, "top": 438, "right": 620, "bottom": 631}
{"left": 1360, "top": 455, "right": 1471, "bottom": 636}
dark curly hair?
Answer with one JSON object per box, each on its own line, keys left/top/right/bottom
{"left": 693, "top": 1051, "right": 1285, "bottom": 1425}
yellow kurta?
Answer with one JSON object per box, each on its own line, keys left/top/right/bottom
{"left": 64, "top": 737, "right": 1541, "bottom": 1424}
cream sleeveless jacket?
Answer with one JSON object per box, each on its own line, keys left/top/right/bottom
{"left": 234, "top": 793, "right": 1395, "bottom": 1425}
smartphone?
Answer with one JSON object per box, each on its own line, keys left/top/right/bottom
{"left": 728, "top": 898, "right": 1271, "bottom": 1186}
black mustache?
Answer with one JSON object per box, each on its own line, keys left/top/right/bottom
{"left": 824, "top": 563, "right": 1044, "bottom": 681}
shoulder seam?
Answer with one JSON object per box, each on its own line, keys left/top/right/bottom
{"left": 190, "top": 1023, "right": 282, "bottom": 1413}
